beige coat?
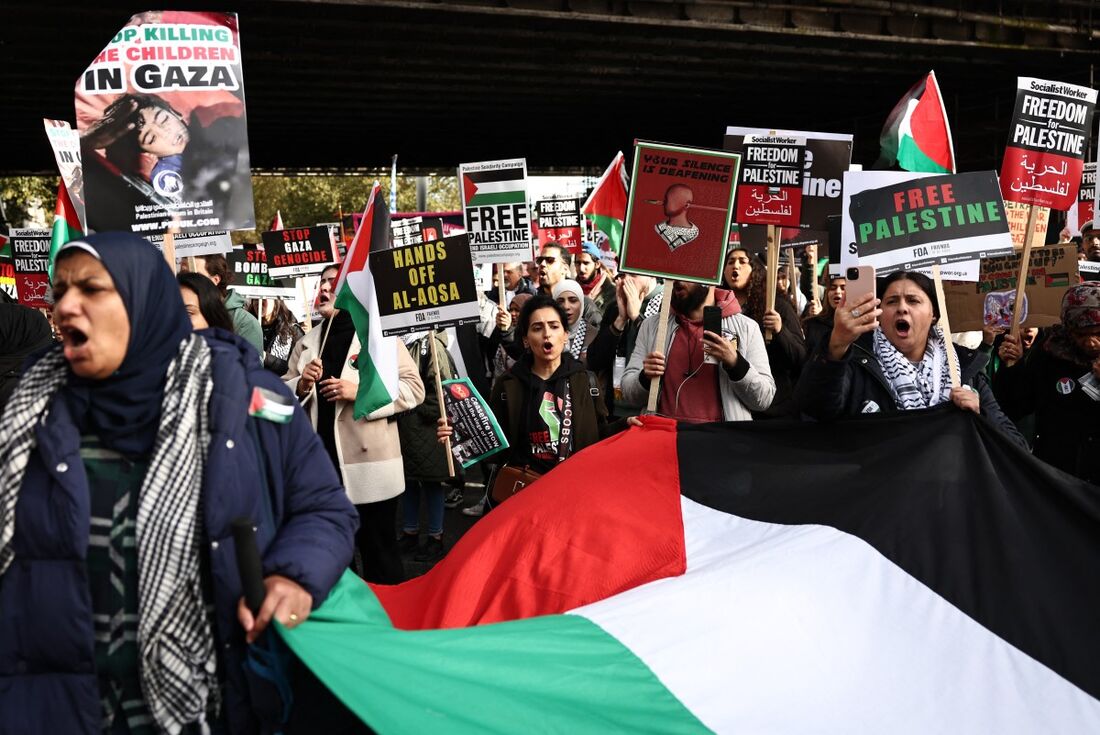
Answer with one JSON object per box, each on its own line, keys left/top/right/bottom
{"left": 285, "top": 328, "right": 424, "bottom": 505}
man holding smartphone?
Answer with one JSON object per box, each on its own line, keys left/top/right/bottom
{"left": 622, "top": 280, "right": 776, "bottom": 422}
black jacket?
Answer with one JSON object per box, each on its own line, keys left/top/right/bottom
{"left": 993, "top": 342, "right": 1100, "bottom": 484}
{"left": 796, "top": 332, "right": 1027, "bottom": 448}
{"left": 751, "top": 296, "right": 806, "bottom": 419}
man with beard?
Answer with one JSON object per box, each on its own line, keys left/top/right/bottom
{"left": 622, "top": 281, "right": 775, "bottom": 422}
{"left": 576, "top": 242, "right": 616, "bottom": 316}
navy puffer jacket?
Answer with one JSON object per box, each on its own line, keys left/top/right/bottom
{"left": 0, "top": 329, "right": 358, "bottom": 734}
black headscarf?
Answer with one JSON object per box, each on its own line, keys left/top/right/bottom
{"left": 0, "top": 303, "right": 54, "bottom": 413}
{"left": 56, "top": 233, "right": 192, "bottom": 456}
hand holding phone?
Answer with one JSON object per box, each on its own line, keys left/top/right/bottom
{"left": 703, "top": 305, "right": 724, "bottom": 365}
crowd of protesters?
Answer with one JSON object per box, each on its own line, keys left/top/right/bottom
{"left": 0, "top": 221, "right": 1098, "bottom": 730}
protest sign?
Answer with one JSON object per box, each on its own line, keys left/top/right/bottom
{"left": 76, "top": 11, "right": 255, "bottom": 235}
{"left": 370, "top": 234, "right": 481, "bottom": 337}
{"left": 43, "top": 120, "right": 86, "bottom": 233}
{"left": 735, "top": 135, "right": 806, "bottom": 227}
{"left": 226, "top": 244, "right": 296, "bottom": 298}
{"left": 392, "top": 216, "right": 445, "bottom": 247}
{"left": 0, "top": 257, "right": 16, "bottom": 301}
{"left": 1005, "top": 200, "right": 1050, "bottom": 248}
{"left": 1000, "top": 77, "right": 1097, "bottom": 211}
{"left": 459, "top": 159, "right": 530, "bottom": 264}
{"left": 262, "top": 227, "right": 338, "bottom": 278}
{"left": 1068, "top": 163, "right": 1095, "bottom": 234}
{"left": 847, "top": 171, "right": 1012, "bottom": 274}
{"left": 535, "top": 198, "right": 583, "bottom": 254}
{"left": 441, "top": 378, "right": 509, "bottom": 468}
{"left": 724, "top": 127, "right": 852, "bottom": 236}
{"left": 620, "top": 141, "right": 740, "bottom": 284}
{"left": 148, "top": 229, "right": 231, "bottom": 258}
{"left": 942, "top": 245, "right": 1079, "bottom": 331}
{"left": 10, "top": 229, "right": 52, "bottom": 308}
{"left": 1079, "top": 260, "right": 1100, "bottom": 276}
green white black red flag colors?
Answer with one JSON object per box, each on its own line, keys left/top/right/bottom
{"left": 581, "top": 152, "right": 629, "bottom": 254}
{"left": 735, "top": 134, "right": 806, "bottom": 227}
{"left": 50, "top": 180, "right": 83, "bottom": 278}
{"left": 847, "top": 171, "right": 1012, "bottom": 274}
{"left": 1001, "top": 77, "right": 1097, "bottom": 211}
{"left": 620, "top": 141, "right": 740, "bottom": 284}
{"left": 369, "top": 234, "right": 481, "bottom": 337}
{"left": 333, "top": 184, "right": 400, "bottom": 420}
{"left": 876, "top": 70, "right": 956, "bottom": 175}
{"left": 43, "top": 119, "right": 86, "bottom": 233}
{"left": 458, "top": 158, "right": 530, "bottom": 264}
{"left": 76, "top": 11, "right": 255, "bottom": 235}
{"left": 278, "top": 410, "right": 1100, "bottom": 732}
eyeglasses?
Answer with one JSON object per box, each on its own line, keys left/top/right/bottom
{"left": 535, "top": 256, "right": 558, "bottom": 265}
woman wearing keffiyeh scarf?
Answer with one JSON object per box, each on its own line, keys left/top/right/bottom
{"left": 796, "top": 272, "right": 1026, "bottom": 447}
{"left": 551, "top": 279, "right": 600, "bottom": 362}
{"left": 0, "top": 233, "right": 357, "bottom": 733}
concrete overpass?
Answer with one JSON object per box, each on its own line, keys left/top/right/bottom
{"left": 2, "top": 0, "right": 1096, "bottom": 174}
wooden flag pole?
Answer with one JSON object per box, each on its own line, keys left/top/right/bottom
{"left": 1009, "top": 204, "right": 1045, "bottom": 340}
{"left": 931, "top": 264, "right": 961, "bottom": 388}
{"left": 645, "top": 291, "right": 674, "bottom": 414}
{"left": 764, "top": 225, "right": 779, "bottom": 342}
{"left": 299, "top": 278, "right": 312, "bottom": 334}
{"left": 497, "top": 262, "right": 507, "bottom": 311}
{"left": 430, "top": 329, "right": 456, "bottom": 477}
{"left": 161, "top": 230, "right": 178, "bottom": 273}
{"left": 186, "top": 256, "right": 197, "bottom": 273}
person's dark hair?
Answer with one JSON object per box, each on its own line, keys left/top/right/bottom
{"left": 540, "top": 242, "right": 572, "bottom": 268}
{"left": 724, "top": 248, "right": 767, "bottom": 327}
{"left": 517, "top": 294, "right": 569, "bottom": 345}
{"left": 105, "top": 93, "right": 186, "bottom": 129}
{"left": 264, "top": 297, "right": 299, "bottom": 341}
{"left": 877, "top": 271, "right": 939, "bottom": 320}
{"left": 178, "top": 272, "right": 235, "bottom": 332}
{"left": 199, "top": 254, "right": 232, "bottom": 296}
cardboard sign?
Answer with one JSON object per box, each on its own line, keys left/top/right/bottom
{"left": 43, "top": 120, "right": 86, "bottom": 233}
{"left": 724, "top": 127, "right": 853, "bottom": 235}
{"left": 735, "top": 135, "right": 806, "bottom": 227}
{"left": 441, "top": 377, "right": 509, "bottom": 468}
{"left": 459, "top": 158, "right": 531, "bottom": 264}
{"left": 10, "top": 229, "right": 52, "bottom": 308}
{"left": 262, "top": 227, "right": 338, "bottom": 278}
{"left": 1069, "top": 163, "right": 1095, "bottom": 234}
{"left": 226, "top": 244, "right": 296, "bottom": 298}
{"left": 148, "top": 229, "right": 232, "bottom": 258}
{"left": 535, "top": 198, "right": 583, "bottom": 254}
{"left": 392, "top": 216, "right": 445, "bottom": 247}
{"left": 848, "top": 171, "right": 1013, "bottom": 274}
{"left": 1005, "top": 200, "right": 1050, "bottom": 249}
{"left": 370, "top": 234, "right": 481, "bottom": 336}
{"left": 620, "top": 141, "right": 740, "bottom": 284}
{"left": 1000, "top": 77, "right": 1097, "bottom": 211}
{"left": 943, "top": 245, "right": 1079, "bottom": 331}
{"left": 76, "top": 11, "right": 255, "bottom": 235}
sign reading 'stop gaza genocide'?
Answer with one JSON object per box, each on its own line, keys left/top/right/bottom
{"left": 1001, "top": 77, "right": 1097, "bottom": 211}
{"left": 458, "top": 158, "right": 530, "bottom": 264}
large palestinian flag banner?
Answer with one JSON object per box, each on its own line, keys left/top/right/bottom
{"left": 458, "top": 158, "right": 531, "bottom": 265}
{"left": 280, "top": 410, "right": 1100, "bottom": 732}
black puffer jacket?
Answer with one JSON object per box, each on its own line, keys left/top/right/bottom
{"left": 796, "top": 331, "right": 1027, "bottom": 448}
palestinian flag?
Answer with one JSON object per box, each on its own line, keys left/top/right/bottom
{"left": 331, "top": 183, "right": 400, "bottom": 420}
{"left": 269, "top": 210, "right": 284, "bottom": 231}
{"left": 461, "top": 168, "right": 526, "bottom": 208}
{"left": 280, "top": 410, "right": 1100, "bottom": 732}
{"left": 581, "top": 151, "right": 629, "bottom": 254}
{"left": 877, "top": 71, "right": 956, "bottom": 174}
{"left": 49, "top": 178, "right": 83, "bottom": 277}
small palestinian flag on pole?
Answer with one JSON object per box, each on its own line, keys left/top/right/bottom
{"left": 581, "top": 151, "right": 629, "bottom": 254}
{"left": 877, "top": 70, "right": 956, "bottom": 174}
{"left": 332, "top": 183, "right": 400, "bottom": 420}
{"left": 49, "top": 178, "right": 83, "bottom": 278}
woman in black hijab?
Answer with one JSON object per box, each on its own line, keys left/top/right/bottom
{"left": 0, "top": 232, "right": 356, "bottom": 732}
{"left": 0, "top": 302, "right": 54, "bottom": 415}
